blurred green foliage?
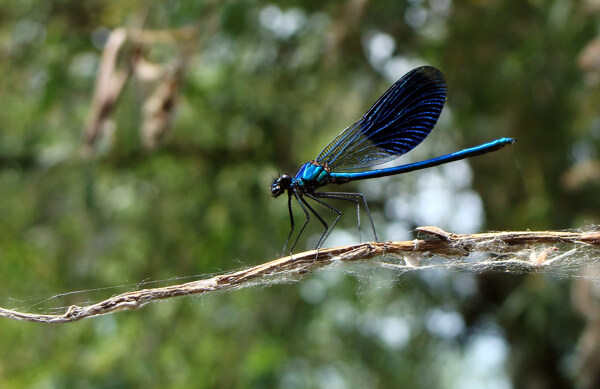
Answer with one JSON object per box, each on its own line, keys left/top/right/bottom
{"left": 1, "top": 0, "right": 599, "bottom": 388}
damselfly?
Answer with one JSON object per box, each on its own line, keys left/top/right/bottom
{"left": 271, "top": 66, "right": 514, "bottom": 252}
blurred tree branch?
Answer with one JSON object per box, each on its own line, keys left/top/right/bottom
{"left": 80, "top": 24, "right": 209, "bottom": 155}
{"left": 1, "top": 226, "right": 598, "bottom": 324}
{"left": 81, "top": 27, "right": 130, "bottom": 151}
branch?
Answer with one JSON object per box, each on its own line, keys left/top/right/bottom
{"left": 1, "top": 227, "right": 599, "bottom": 323}
{"left": 81, "top": 28, "right": 130, "bottom": 151}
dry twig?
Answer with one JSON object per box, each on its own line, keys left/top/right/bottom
{"left": 81, "top": 28, "right": 130, "bottom": 152}
{"left": 81, "top": 25, "right": 205, "bottom": 154}
{"left": 1, "top": 227, "right": 599, "bottom": 323}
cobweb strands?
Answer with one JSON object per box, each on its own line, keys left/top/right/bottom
{"left": 1, "top": 226, "right": 599, "bottom": 323}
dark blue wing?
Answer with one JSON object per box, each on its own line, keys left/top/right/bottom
{"left": 316, "top": 66, "right": 446, "bottom": 171}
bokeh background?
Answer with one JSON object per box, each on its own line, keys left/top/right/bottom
{"left": 1, "top": 1, "right": 600, "bottom": 388}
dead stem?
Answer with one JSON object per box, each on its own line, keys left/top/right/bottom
{"left": 1, "top": 227, "right": 599, "bottom": 323}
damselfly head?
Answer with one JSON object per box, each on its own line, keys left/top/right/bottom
{"left": 271, "top": 174, "right": 292, "bottom": 197}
